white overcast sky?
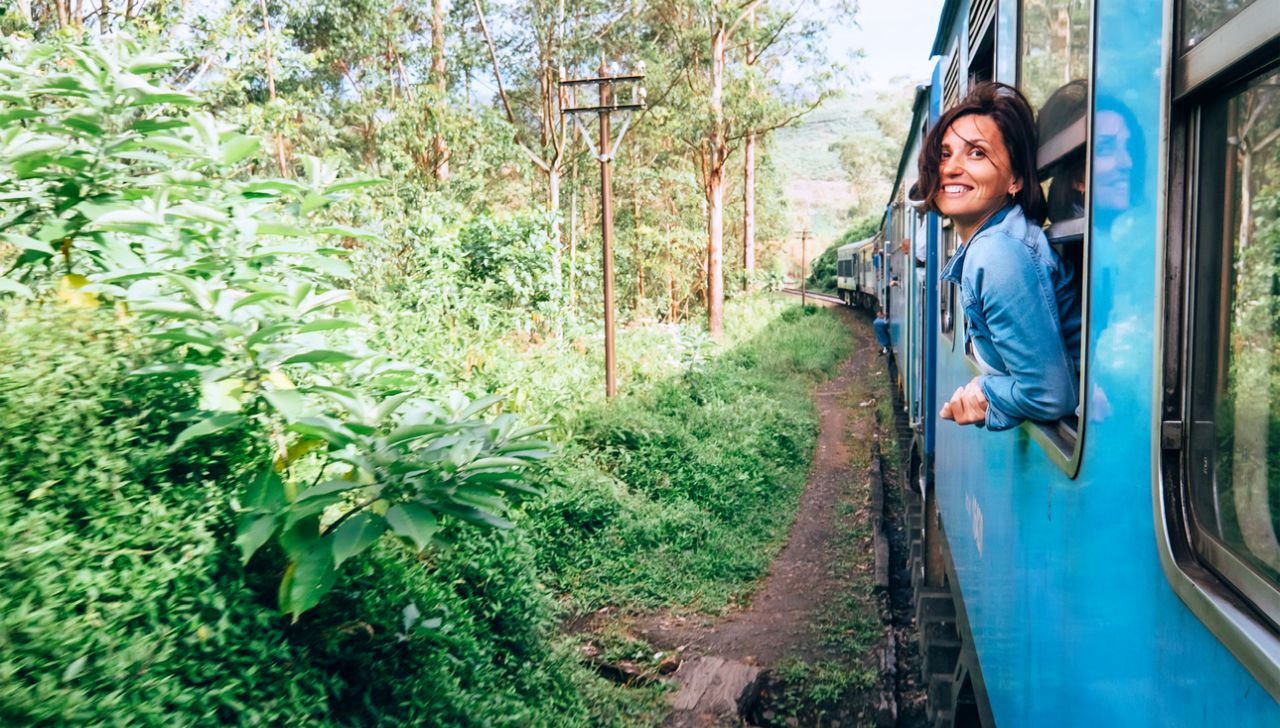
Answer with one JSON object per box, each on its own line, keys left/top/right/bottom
{"left": 827, "top": 0, "right": 948, "bottom": 89}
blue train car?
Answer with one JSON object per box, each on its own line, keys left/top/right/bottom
{"left": 873, "top": 0, "right": 1280, "bottom": 725}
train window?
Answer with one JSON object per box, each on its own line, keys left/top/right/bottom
{"left": 1183, "top": 65, "right": 1280, "bottom": 627}
{"left": 968, "top": 0, "right": 996, "bottom": 88}
{"left": 1182, "top": 0, "right": 1259, "bottom": 50}
{"left": 1018, "top": 0, "right": 1091, "bottom": 113}
{"left": 1013, "top": 0, "right": 1093, "bottom": 469}
{"left": 940, "top": 222, "right": 957, "bottom": 344}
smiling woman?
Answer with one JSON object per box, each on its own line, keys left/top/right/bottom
{"left": 916, "top": 82, "right": 1082, "bottom": 431}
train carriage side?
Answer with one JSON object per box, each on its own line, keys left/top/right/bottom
{"left": 837, "top": 236, "right": 880, "bottom": 309}
{"left": 915, "top": 0, "right": 1280, "bottom": 725}
{"left": 836, "top": 243, "right": 857, "bottom": 305}
{"left": 881, "top": 86, "right": 934, "bottom": 441}
{"left": 885, "top": 196, "right": 908, "bottom": 367}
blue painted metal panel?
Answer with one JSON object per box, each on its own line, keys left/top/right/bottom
{"left": 929, "top": 0, "right": 1280, "bottom": 722}
{"left": 925, "top": 61, "right": 943, "bottom": 458}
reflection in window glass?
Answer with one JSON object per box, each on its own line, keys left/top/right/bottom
{"left": 941, "top": 226, "right": 957, "bottom": 337}
{"left": 1019, "top": 0, "right": 1091, "bottom": 113}
{"left": 1042, "top": 151, "right": 1087, "bottom": 224}
{"left": 1197, "top": 68, "right": 1280, "bottom": 590}
{"left": 1181, "top": 0, "right": 1258, "bottom": 50}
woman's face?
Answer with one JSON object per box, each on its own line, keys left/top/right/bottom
{"left": 1092, "top": 110, "right": 1133, "bottom": 211}
{"left": 937, "top": 114, "right": 1021, "bottom": 238}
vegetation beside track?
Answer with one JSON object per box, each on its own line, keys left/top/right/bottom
{"left": 0, "top": 296, "right": 852, "bottom": 726}
{"left": 0, "top": 32, "right": 858, "bottom": 727}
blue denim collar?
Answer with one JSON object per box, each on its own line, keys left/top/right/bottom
{"left": 939, "top": 202, "right": 1017, "bottom": 284}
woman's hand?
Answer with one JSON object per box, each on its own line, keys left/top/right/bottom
{"left": 940, "top": 377, "right": 988, "bottom": 425}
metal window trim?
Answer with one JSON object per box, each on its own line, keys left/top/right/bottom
{"left": 1191, "top": 531, "right": 1280, "bottom": 632}
{"left": 1155, "top": 0, "right": 1280, "bottom": 697}
{"left": 1046, "top": 216, "right": 1086, "bottom": 243}
{"left": 960, "top": 336, "right": 1083, "bottom": 477}
{"left": 1175, "top": 0, "right": 1280, "bottom": 99}
{"left": 1037, "top": 115, "right": 1087, "bottom": 170}
{"left": 969, "top": 0, "right": 998, "bottom": 59}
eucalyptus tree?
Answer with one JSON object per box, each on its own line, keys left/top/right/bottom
{"left": 645, "top": 0, "right": 846, "bottom": 336}
{"left": 466, "top": 0, "right": 621, "bottom": 288}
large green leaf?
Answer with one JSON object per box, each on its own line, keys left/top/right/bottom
{"left": 436, "top": 503, "right": 513, "bottom": 530}
{"left": 385, "top": 503, "right": 438, "bottom": 551}
{"left": 1, "top": 233, "right": 55, "bottom": 255}
{"left": 330, "top": 512, "right": 387, "bottom": 566}
{"left": 242, "top": 468, "right": 287, "bottom": 511}
{"left": 0, "top": 277, "right": 33, "bottom": 297}
{"left": 235, "top": 514, "right": 276, "bottom": 565}
{"left": 221, "top": 135, "right": 261, "bottom": 165}
{"left": 279, "top": 547, "right": 336, "bottom": 621}
{"left": 169, "top": 412, "right": 245, "bottom": 452}
{"left": 281, "top": 349, "right": 360, "bottom": 366}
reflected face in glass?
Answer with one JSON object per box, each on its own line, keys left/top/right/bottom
{"left": 1093, "top": 111, "right": 1133, "bottom": 212}
{"left": 937, "top": 114, "right": 1021, "bottom": 240}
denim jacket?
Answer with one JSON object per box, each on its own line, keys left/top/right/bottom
{"left": 940, "top": 204, "right": 1081, "bottom": 431}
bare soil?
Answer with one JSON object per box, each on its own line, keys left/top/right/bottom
{"left": 631, "top": 303, "right": 883, "bottom": 668}
{"left": 570, "top": 298, "right": 912, "bottom": 726}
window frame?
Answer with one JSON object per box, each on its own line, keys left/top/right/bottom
{"left": 1002, "top": 0, "right": 1097, "bottom": 475}
{"left": 1158, "top": 0, "right": 1280, "bottom": 701}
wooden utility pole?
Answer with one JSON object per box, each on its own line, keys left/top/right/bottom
{"left": 562, "top": 64, "right": 646, "bottom": 399}
{"left": 800, "top": 228, "right": 809, "bottom": 307}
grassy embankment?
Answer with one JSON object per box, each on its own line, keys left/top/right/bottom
{"left": 0, "top": 295, "right": 852, "bottom": 726}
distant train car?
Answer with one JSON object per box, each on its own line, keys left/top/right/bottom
{"left": 863, "top": 0, "right": 1280, "bottom": 725}
{"left": 835, "top": 234, "right": 880, "bottom": 309}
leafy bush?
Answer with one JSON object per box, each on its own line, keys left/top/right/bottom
{"left": 0, "top": 301, "right": 633, "bottom": 726}
{"left": 459, "top": 209, "right": 562, "bottom": 311}
{"left": 0, "top": 35, "right": 548, "bottom": 618}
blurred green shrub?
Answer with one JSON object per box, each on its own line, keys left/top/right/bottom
{"left": 0, "top": 302, "right": 605, "bottom": 726}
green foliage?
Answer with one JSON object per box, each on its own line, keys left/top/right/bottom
{"left": 770, "top": 658, "right": 877, "bottom": 723}
{"left": 807, "top": 213, "right": 880, "bottom": 293}
{"left": 459, "top": 209, "right": 562, "bottom": 310}
{"left": 0, "top": 300, "right": 648, "bottom": 726}
{"left": 0, "top": 35, "right": 548, "bottom": 619}
{"left": 528, "top": 298, "right": 852, "bottom": 611}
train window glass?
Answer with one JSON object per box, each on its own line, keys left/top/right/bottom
{"left": 1181, "top": 0, "right": 1258, "bottom": 50}
{"left": 940, "top": 223, "right": 957, "bottom": 343}
{"left": 968, "top": 0, "right": 996, "bottom": 88}
{"left": 1186, "top": 66, "right": 1280, "bottom": 620}
{"left": 1018, "top": 0, "right": 1091, "bottom": 112}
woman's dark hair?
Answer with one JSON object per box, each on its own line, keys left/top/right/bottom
{"left": 917, "top": 82, "right": 1047, "bottom": 224}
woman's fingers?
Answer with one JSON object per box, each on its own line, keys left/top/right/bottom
{"left": 940, "top": 386, "right": 964, "bottom": 420}
{"left": 941, "top": 380, "right": 988, "bottom": 425}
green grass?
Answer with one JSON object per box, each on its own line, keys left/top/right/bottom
{"left": 0, "top": 294, "right": 853, "bottom": 726}
{"left": 527, "top": 298, "right": 854, "bottom": 614}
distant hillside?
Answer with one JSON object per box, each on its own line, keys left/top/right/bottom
{"left": 773, "top": 93, "right": 873, "bottom": 248}
{"left": 772, "top": 81, "right": 917, "bottom": 277}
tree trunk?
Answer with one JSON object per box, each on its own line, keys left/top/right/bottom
{"left": 743, "top": 129, "right": 756, "bottom": 289}
{"left": 257, "top": 0, "right": 289, "bottom": 177}
{"left": 742, "top": 8, "right": 757, "bottom": 290}
{"left": 705, "top": 19, "right": 728, "bottom": 337}
{"left": 430, "top": 0, "right": 450, "bottom": 180}
{"left": 549, "top": 165, "right": 563, "bottom": 291}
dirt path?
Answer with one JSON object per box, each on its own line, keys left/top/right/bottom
{"left": 630, "top": 301, "right": 894, "bottom": 725}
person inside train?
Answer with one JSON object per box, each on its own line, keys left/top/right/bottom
{"left": 917, "top": 82, "right": 1082, "bottom": 430}
{"left": 873, "top": 309, "right": 890, "bottom": 355}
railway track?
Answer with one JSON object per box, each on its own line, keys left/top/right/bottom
{"left": 778, "top": 288, "right": 846, "bottom": 306}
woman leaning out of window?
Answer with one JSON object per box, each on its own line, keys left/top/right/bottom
{"left": 922, "top": 82, "right": 1082, "bottom": 430}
